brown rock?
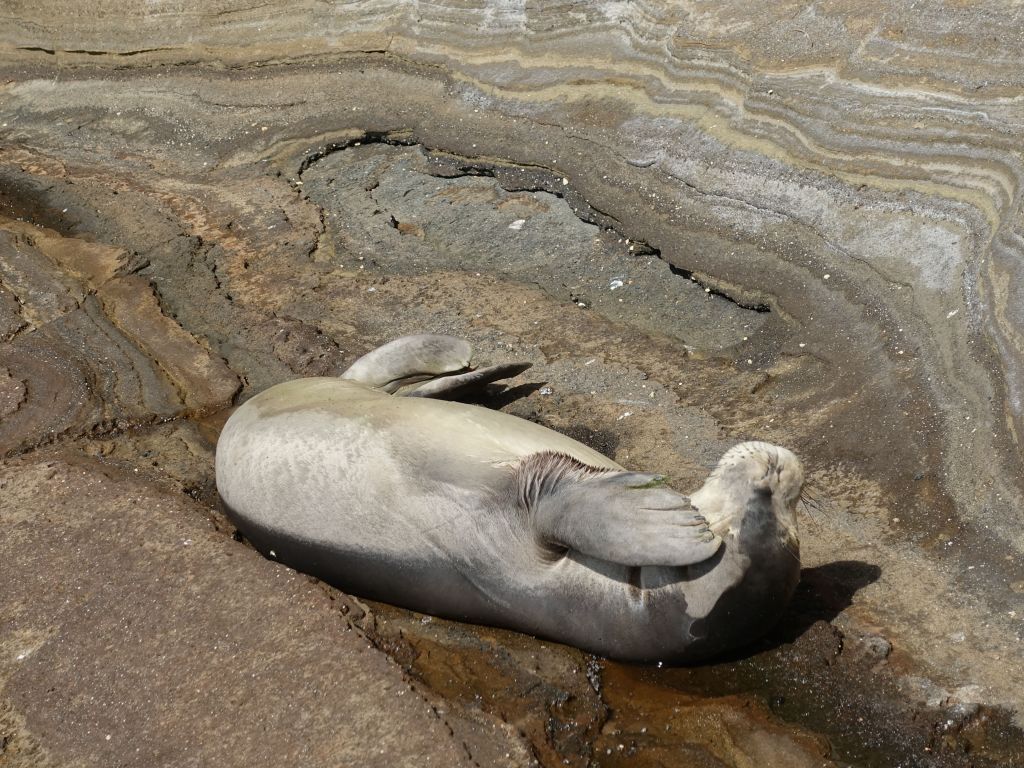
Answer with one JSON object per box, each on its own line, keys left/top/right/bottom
{"left": 97, "top": 275, "right": 239, "bottom": 412}
{"left": 0, "top": 454, "right": 529, "bottom": 768}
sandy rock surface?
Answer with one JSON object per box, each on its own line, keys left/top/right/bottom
{"left": 1, "top": 2, "right": 1023, "bottom": 766}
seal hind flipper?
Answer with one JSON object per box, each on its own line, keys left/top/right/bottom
{"left": 519, "top": 453, "right": 723, "bottom": 567}
{"left": 341, "top": 334, "right": 473, "bottom": 392}
{"left": 342, "top": 334, "right": 531, "bottom": 398}
{"left": 402, "top": 362, "right": 533, "bottom": 399}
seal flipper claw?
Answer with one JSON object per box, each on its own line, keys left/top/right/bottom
{"left": 521, "top": 455, "right": 723, "bottom": 567}
{"left": 402, "top": 362, "right": 533, "bottom": 399}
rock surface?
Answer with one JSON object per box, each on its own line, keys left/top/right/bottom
{"left": 1, "top": 2, "right": 1023, "bottom": 766}
{"left": 0, "top": 454, "right": 531, "bottom": 768}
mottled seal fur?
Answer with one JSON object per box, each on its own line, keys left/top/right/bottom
{"left": 216, "top": 335, "right": 804, "bottom": 662}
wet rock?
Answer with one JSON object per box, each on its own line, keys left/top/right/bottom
{"left": 597, "top": 663, "right": 834, "bottom": 768}
{"left": 365, "top": 605, "right": 605, "bottom": 768}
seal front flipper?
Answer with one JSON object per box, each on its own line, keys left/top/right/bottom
{"left": 519, "top": 453, "right": 723, "bottom": 567}
{"left": 341, "top": 334, "right": 531, "bottom": 398}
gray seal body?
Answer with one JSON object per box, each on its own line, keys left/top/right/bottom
{"left": 216, "top": 336, "right": 803, "bottom": 662}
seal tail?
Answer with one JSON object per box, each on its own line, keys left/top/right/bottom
{"left": 341, "top": 334, "right": 531, "bottom": 399}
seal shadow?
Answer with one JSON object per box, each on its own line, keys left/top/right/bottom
{"left": 704, "top": 559, "right": 881, "bottom": 664}
{"left": 775, "top": 560, "right": 881, "bottom": 641}
{"left": 467, "top": 382, "right": 624, "bottom": 458}
{"left": 465, "top": 381, "right": 548, "bottom": 409}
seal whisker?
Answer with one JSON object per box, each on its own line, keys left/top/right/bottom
{"left": 781, "top": 538, "right": 801, "bottom": 564}
{"left": 799, "top": 486, "right": 824, "bottom": 513}
{"left": 798, "top": 486, "right": 824, "bottom": 531}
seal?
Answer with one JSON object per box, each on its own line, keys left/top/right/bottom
{"left": 216, "top": 335, "right": 804, "bottom": 662}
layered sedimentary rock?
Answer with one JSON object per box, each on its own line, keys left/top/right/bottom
{"left": 0, "top": 213, "right": 239, "bottom": 454}
{"left": 2, "top": 2, "right": 1023, "bottom": 766}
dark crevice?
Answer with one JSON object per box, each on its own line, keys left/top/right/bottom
{"left": 69, "top": 48, "right": 175, "bottom": 57}
{"left": 296, "top": 130, "right": 416, "bottom": 175}
{"left": 448, "top": 165, "right": 497, "bottom": 179}
{"left": 305, "top": 205, "right": 328, "bottom": 260}
{"left": 16, "top": 45, "right": 177, "bottom": 57}
{"left": 668, "top": 264, "right": 772, "bottom": 313}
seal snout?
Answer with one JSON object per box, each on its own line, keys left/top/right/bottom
{"left": 720, "top": 441, "right": 804, "bottom": 498}
{"left": 691, "top": 441, "right": 805, "bottom": 533}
